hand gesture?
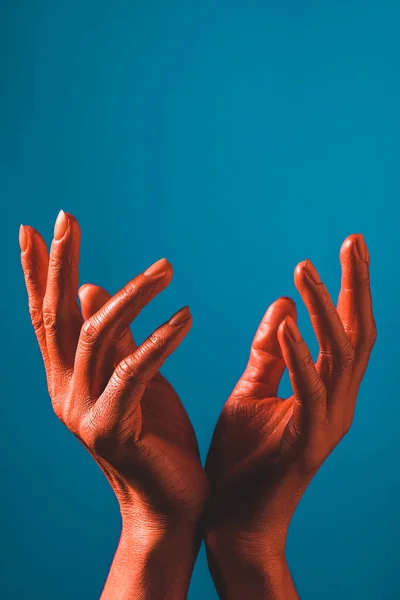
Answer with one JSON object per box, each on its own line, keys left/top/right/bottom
{"left": 205, "top": 234, "right": 376, "bottom": 599}
{"left": 20, "top": 211, "right": 209, "bottom": 599}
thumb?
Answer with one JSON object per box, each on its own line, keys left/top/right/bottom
{"left": 232, "top": 297, "right": 297, "bottom": 400}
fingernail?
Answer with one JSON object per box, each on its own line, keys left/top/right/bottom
{"left": 54, "top": 210, "right": 68, "bottom": 240}
{"left": 19, "top": 224, "right": 28, "bottom": 252}
{"left": 303, "top": 259, "right": 322, "bottom": 284}
{"left": 144, "top": 258, "right": 169, "bottom": 277}
{"left": 169, "top": 306, "right": 191, "bottom": 327}
{"left": 283, "top": 315, "right": 302, "bottom": 342}
{"left": 356, "top": 234, "right": 369, "bottom": 264}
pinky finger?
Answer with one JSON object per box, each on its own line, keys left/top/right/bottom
{"left": 277, "top": 315, "right": 327, "bottom": 439}
{"left": 96, "top": 306, "right": 192, "bottom": 434}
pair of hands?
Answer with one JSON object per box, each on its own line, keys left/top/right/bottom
{"left": 20, "top": 210, "right": 376, "bottom": 600}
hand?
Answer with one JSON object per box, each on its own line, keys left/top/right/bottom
{"left": 19, "top": 211, "right": 208, "bottom": 600}
{"left": 205, "top": 234, "right": 377, "bottom": 600}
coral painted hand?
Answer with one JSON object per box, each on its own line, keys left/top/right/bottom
{"left": 19, "top": 211, "right": 208, "bottom": 600}
{"left": 205, "top": 234, "right": 377, "bottom": 600}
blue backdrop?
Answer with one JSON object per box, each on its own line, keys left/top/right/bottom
{"left": 1, "top": 1, "right": 399, "bottom": 598}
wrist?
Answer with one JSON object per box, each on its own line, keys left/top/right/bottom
{"left": 205, "top": 521, "right": 288, "bottom": 562}
{"left": 204, "top": 528, "right": 298, "bottom": 600}
{"left": 101, "top": 511, "right": 201, "bottom": 600}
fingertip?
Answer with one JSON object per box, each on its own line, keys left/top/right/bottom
{"left": 340, "top": 233, "right": 369, "bottom": 264}
{"left": 276, "top": 296, "right": 297, "bottom": 311}
{"left": 20, "top": 226, "right": 49, "bottom": 265}
{"left": 277, "top": 317, "right": 287, "bottom": 341}
{"left": 78, "top": 283, "right": 111, "bottom": 307}
{"left": 294, "top": 260, "right": 307, "bottom": 284}
{"left": 78, "top": 283, "right": 93, "bottom": 298}
{"left": 282, "top": 314, "right": 302, "bottom": 343}
{"left": 168, "top": 305, "right": 192, "bottom": 327}
{"left": 19, "top": 224, "right": 28, "bottom": 253}
{"left": 262, "top": 296, "right": 297, "bottom": 325}
{"left": 54, "top": 210, "right": 68, "bottom": 240}
{"left": 143, "top": 257, "right": 173, "bottom": 278}
{"left": 294, "top": 260, "right": 323, "bottom": 293}
{"left": 53, "top": 210, "right": 81, "bottom": 242}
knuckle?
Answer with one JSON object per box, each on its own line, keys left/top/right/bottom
{"left": 148, "top": 332, "right": 164, "bottom": 349}
{"left": 357, "top": 272, "right": 371, "bottom": 291}
{"left": 339, "top": 356, "right": 354, "bottom": 372}
{"left": 300, "top": 352, "right": 314, "bottom": 370}
{"left": 123, "top": 278, "right": 158, "bottom": 307}
{"left": 115, "top": 356, "right": 138, "bottom": 381}
{"left": 121, "top": 279, "right": 138, "bottom": 297}
{"left": 140, "top": 334, "right": 165, "bottom": 369}
{"left": 48, "top": 255, "right": 64, "bottom": 275}
{"left": 42, "top": 309, "right": 58, "bottom": 333}
{"left": 50, "top": 245, "right": 75, "bottom": 269}
{"left": 340, "top": 355, "right": 354, "bottom": 372}
{"left": 311, "top": 381, "right": 326, "bottom": 404}
{"left": 80, "top": 319, "right": 99, "bottom": 344}
{"left": 29, "top": 306, "right": 43, "bottom": 329}
{"left": 121, "top": 281, "right": 147, "bottom": 310}
{"left": 327, "top": 302, "right": 337, "bottom": 317}
{"left": 338, "top": 340, "right": 355, "bottom": 370}
{"left": 23, "top": 266, "right": 34, "bottom": 284}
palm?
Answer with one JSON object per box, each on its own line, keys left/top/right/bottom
{"left": 206, "top": 393, "right": 295, "bottom": 523}
{"left": 210, "top": 395, "right": 293, "bottom": 475}
{"left": 204, "top": 235, "right": 376, "bottom": 589}
{"left": 138, "top": 375, "right": 208, "bottom": 512}
{"left": 80, "top": 284, "right": 208, "bottom": 516}
{"left": 205, "top": 296, "right": 330, "bottom": 530}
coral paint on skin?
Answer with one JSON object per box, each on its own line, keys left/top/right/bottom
{"left": 204, "top": 233, "right": 376, "bottom": 600}
{"left": 19, "top": 225, "right": 28, "bottom": 252}
{"left": 20, "top": 215, "right": 376, "bottom": 600}
{"left": 20, "top": 211, "right": 208, "bottom": 600}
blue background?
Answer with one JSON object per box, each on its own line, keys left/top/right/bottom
{"left": 1, "top": 1, "right": 399, "bottom": 598}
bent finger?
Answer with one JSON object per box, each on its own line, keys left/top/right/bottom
{"left": 78, "top": 283, "right": 137, "bottom": 360}
{"left": 294, "top": 259, "right": 354, "bottom": 384}
{"left": 278, "top": 315, "right": 327, "bottom": 439}
{"left": 74, "top": 259, "right": 172, "bottom": 393}
{"left": 96, "top": 306, "right": 192, "bottom": 437}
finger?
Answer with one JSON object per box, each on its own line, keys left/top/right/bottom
{"left": 232, "top": 297, "right": 297, "bottom": 400}
{"left": 95, "top": 306, "right": 192, "bottom": 437}
{"left": 337, "top": 234, "right": 377, "bottom": 385}
{"left": 78, "top": 283, "right": 137, "bottom": 360}
{"left": 74, "top": 258, "right": 172, "bottom": 395}
{"left": 294, "top": 259, "right": 354, "bottom": 383}
{"left": 278, "top": 315, "right": 327, "bottom": 439}
{"left": 42, "top": 210, "right": 83, "bottom": 377}
{"left": 19, "top": 225, "right": 51, "bottom": 374}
